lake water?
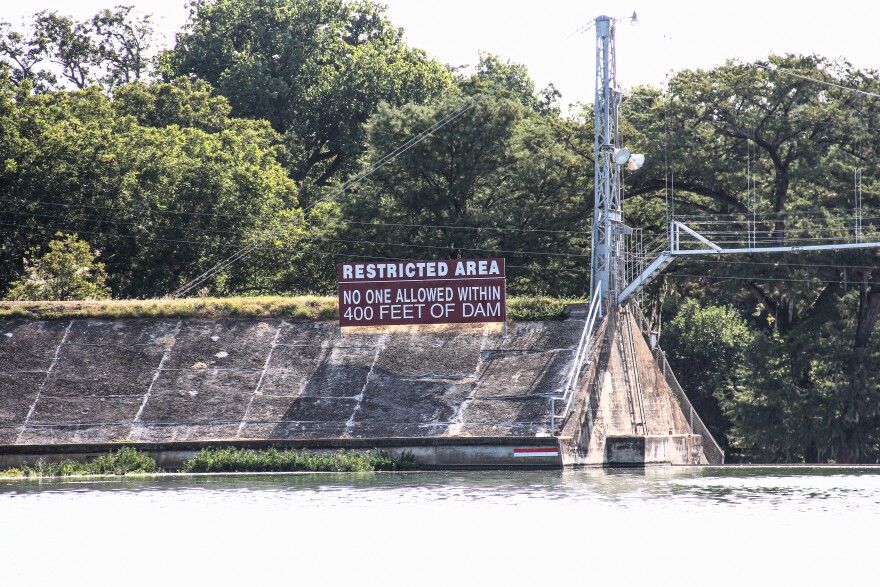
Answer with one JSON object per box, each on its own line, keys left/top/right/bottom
{"left": 2, "top": 467, "right": 879, "bottom": 586}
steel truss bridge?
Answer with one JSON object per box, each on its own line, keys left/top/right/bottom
{"left": 618, "top": 213, "right": 880, "bottom": 305}
{"left": 588, "top": 14, "right": 880, "bottom": 312}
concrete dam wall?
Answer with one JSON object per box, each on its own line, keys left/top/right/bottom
{"left": 0, "top": 306, "right": 717, "bottom": 467}
{"left": 1, "top": 316, "right": 581, "bottom": 457}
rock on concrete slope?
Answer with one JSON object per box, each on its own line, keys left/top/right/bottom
{"left": 0, "top": 317, "right": 584, "bottom": 445}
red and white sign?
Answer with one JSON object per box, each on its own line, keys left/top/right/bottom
{"left": 338, "top": 258, "right": 506, "bottom": 327}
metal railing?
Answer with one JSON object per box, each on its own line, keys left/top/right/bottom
{"left": 621, "top": 308, "right": 647, "bottom": 435}
{"left": 551, "top": 283, "right": 603, "bottom": 436}
{"left": 631, "top": 306, "right": 725, "bottom": 464}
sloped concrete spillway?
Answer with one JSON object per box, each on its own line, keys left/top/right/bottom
{"left": 0, "top": 306, "right": 718, "bottom": 468}
{"left": 559, "top": 308, "right": 717, "bottom": 466}
{"left": 0, "top": 316, "right": 582, "bottom": 467}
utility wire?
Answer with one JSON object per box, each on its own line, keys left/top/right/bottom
{"left": 341, "top": 219, "right": 591, "bottom": 236}
{"left": 755, "top": 64, "right": 880, "bottom": 100}
{"left": 670, "top": 256, "right": 880, "bottom": 271}
{"left": 169, "top": 97, "right": 481, "bottom": 299}
{"left": 1, "top": 196, "right": 592, "bottom": 237}
{"left": 2, "top": 220, "right": 588, "bottom": 276}
{"left": 665, "top": 272, "right": 880, "bottom": 287}
{"left": 2, "top": 209, "right": 246, "bottom": 237}
{"left": 0, "top": 196, "right": 250, "bottom": 219}
{"left": 2, "top": 219, "right": 589, "bottom": 261}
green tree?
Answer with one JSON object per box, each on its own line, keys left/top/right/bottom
{"left": 1, "top": 7, "right": 156, "bottom": 92}
{"left": 163, "top": 0, "right": 452, "bottom": 189}
{"left": 661, "top": 298, "right": 754, "bottom": 451}
{"left": 0, "top": 79, "right": 313, "bottom": 298}
{"left": 473, "top": 52, "right": 537, "bottom": 110}
{"left": 621, "top": 54, "right": 880, "bottom": 462}
{"left": 0, "top": 19, "right": 56, "bottom": 91}
{"left": 333, "top": 77, "right": 591, "bottom": 296}
{"left": 90, "top": 6, "right": 154, "bottom": 87}
{"left": 6, "top": 232, "right": 110, "bottom": 300}
{"left": 112, "top": 77, "right": 231, "bottom": 132}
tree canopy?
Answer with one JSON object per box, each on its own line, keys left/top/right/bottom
{"left": 6, "top": 232, "right": 110, "bottom": 300}
{"left": 162, "top": 0, "right": 452, "bottom": 190}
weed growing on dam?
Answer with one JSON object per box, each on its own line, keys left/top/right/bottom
{"left": 181, "top": 447, "right": 419, "bottom": 473}
{"left": 0, "top": 447, "right": 419, "bottom": 478}
{"left": 0, "top": 447, "right": 157, "bottom": 478}
{"left": 0, "top": 295, "right": 582, "bottom": 322}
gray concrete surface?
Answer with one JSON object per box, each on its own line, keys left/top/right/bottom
{"left": 560, "top": 309, "right": 705, "bottom": 466}
{"left": 0, "top": 317, "right": 584, "bottom": 446}
{"left": 0, "top": 307, "right": 712, "bottom": 467}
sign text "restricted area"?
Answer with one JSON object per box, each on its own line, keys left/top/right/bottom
{"left": 337, "top": 258, "right": 506, "bottom": 327}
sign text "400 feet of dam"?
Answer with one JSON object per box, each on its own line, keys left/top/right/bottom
{"left": 337, "top": 258, "right": 506, "bottom": 327}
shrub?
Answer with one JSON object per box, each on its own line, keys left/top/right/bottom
{"left": 6, "top": 448, "right": 157, "bottom": 477}
{"left": 87, "top": 446, "right": 157, "bottom": 475}
{"left": 182, "top": 447, "right": 418, "bottom": 473}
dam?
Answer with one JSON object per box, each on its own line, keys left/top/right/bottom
{"left": 0, "top": 303, "right": 722, "bottom": 468}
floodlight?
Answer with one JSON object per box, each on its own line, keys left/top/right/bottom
{"left": 627, "top": 153, "right": 645, "bottom": 171}
{"left": 631, "top": 11, "right": 639, "bottom": 26}
{"left": 613, "top": 147, "right": 631, "bottom": 165}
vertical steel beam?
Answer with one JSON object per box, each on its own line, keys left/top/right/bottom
{"left": 590, "top": 15, "right": 624, "bottom": 310}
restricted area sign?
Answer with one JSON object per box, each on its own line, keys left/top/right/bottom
{"left": 338, "top": 258, "right": 506, "bottom": 327}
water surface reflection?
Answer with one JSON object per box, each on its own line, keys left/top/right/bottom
{"left": 2, "top": 467, "right": 878, "bottom": 586}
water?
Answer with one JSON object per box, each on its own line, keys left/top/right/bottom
{"left": 2, "top": 467, "right": 879, "bottom": 586}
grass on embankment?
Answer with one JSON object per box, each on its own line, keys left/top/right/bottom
{"left": 0, "top": 296, "right": 583, "bottom": 322}
{"left": 181, "top": 447, "right": 418, "bottom": 473}
{"left": 0, "top": 447, "right": 418, "bottom": 478}
{"left": 0, "top": 446, "right": 158, "bottom": 478}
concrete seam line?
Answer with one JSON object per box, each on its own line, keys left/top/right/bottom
{"left": 130, "top": 320, "right": 180, "bottom": 435}
{"left": 446, "top": 326, "right": 490, "bottom": 435}
{"left": 16, "top": 319, "right": 74, "bottom": 444}
{"left": 237, "top": 323, "right": 284, "bottom": 437}
{"left": 343, "top": 333, "right": 387, "bottom": 434}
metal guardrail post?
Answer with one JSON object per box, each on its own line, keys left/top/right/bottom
{"left": 631, "top": 305, "right": 725, "bottom": 464}
{"left": 551, "top": 283, "right": 602, "bottom": 435}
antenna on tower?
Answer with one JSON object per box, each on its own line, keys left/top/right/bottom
{"left": 589, "top": 12, "right": 645, "bottom": 313}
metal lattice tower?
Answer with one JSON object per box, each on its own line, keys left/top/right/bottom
{"left": 590, "top": 15, "right": 625, "bottom": 309}
{"left": 585, "top": 12, "right": 880, "bottom": 309}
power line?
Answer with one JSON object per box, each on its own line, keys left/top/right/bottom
{"left": 2, "top": 209, "right": 246, "bottom": 237}
{"left": 0, "top": 195, "right": 250, "bottom": 219}
{"left": 169, "top": 97, "right": 483, "bottom": 298}
{"left": 313, "top": 236, "right": 589, "bottom": 258}
{"left": 1, "top": 221, "right": 587, "bottom": 277}
{"left": 2, "top": 220, "right": 589, "bottom": 261}
{"left": 3, "top": 210, "right": 591, "bottom": 257}
{"left": 755, "top": 64, "right": 880, "bottom": 100}
{"left": 670, "top": 256, "right": 880, "bottom": 271}
{"left": 1, "top": 197, "right": 593, "bottom": 238}
{"left": 665, "top": 272, "right": 880, "bottom": 286}
{"left": 340, "top": 219, "right": 591, "bottom": 236}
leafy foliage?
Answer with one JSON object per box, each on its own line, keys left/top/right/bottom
{"left": 335, "top": 80, "right": 591, "bottom": 297}
{"left": 0, "top": 79, "right": 313, "bottom": 298}
{"left": 661, "top": 299, "right": 754, "bottom": 451}
{"left": 6, "top": 232, "right": 110, "bottom": 300}
{"left": 0, "top": 6, "right": 154, "bottom": 91}
{"left": 182, "top": 447, "right": 418, "bottom": 472}
{"left": 0, "top": 447, "right": 158, "bottom": 477}
{"left": 163, "top": 0, "right": 452, "bottom": 189}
